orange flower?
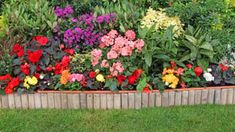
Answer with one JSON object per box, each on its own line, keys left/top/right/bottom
{"left": 60, "top": 70, "right": 70, "bottom": 85}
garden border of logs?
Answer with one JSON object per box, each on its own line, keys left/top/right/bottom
{"left": 0, "top": 86, "right": 235, "bottom": 109}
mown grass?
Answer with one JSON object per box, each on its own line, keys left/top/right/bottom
{"left": 0, "top": 105, "right": 235, "bottom": 132}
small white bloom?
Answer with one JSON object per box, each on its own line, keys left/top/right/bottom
{"left": 207, "top": 68, "right": 212, "bottom": 72}
{"left": 203, "top": 72, "right": 214, "bottom": 82}
{"left": 39, "top": 74, "right": 45, "bottom": 79}
{"left": 47, "top": 82, "right": 50, "bottom": 86}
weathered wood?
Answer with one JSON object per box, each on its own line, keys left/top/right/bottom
{"left": 47, "top": 93, "right": 55, "bottom": 109}
{"left": 134, "top": 93, "right": 141, "bottom": 109}
{"left": 106, "top": 94, "right": 113, "bottom": 109}
{"left": 214, "top": 89, "right": 221, "bottom": 104}
{"left": 94, "top": 94, "right": 100, "bottom": 109}
{"left": 34, "top": 93, "right": 41, "bottom": 108}
{"left": 67, "top": 94, "right": 74, "bottom": 109}
{"left": 1, "top": 95, "right": 9, "bottom": 108}
{"left": 220, "top": 89, "right": 228, "bottom": 105}
{"left": 72, "top": 94, "right": 80, "bottom": 109}
{"left": 41, "top": 94, "right": 48, "bottom": 108}
{"left": 8, "top": 94, "right": 15, "bottom": 109}
{"left": 155, "top": 92, "right": 162, "bottom": 107}
{"left": 141, "top": 93, "right": 149, "bottom": 108}
{"left": 168, "top": 92, "right": 175, "bottom": 106}
{"left": 208, "top": 89, "right": 214, "bottom": 104}
{"left": 128, "top": 93, "right": 135, "bottom": 109}
{"left": 80, "top": 93, "right": 87, "bottom": 109}
{"left": 227, "top": 89, "right": 233, "bottom": 104}
{"left": 28, "top": 94, "right": 35, "bottom": 109}
{"left": 175, "top": 91, "right": 182, "bottom": 106}
{"left": 161, "top": 92, "right": 169, "bottom": 107}
{"left": 182, "top": 91, "right": 189, "bottom": 105}
{"left": 87, "top": 94, "right": 93, "bottom": 109}
{"left": 21, "top": 94, "right": 29, "bottom": 109}
{"left": 233, "top": 88, "right": 235, "bottom": 104}
{"left": 100, "top": 94, "right": 107, "bottom": 109}
{"left": 148, "top": 93, "right": 155, "bottom": 107}
{"left": 14, "top": 94, "right": 22, "bottom": 109}
{"left": 194, "top": 90, "right": 202, "bottom": 105}
{"left": 188, "top": 90, "right": 195, "bottom": 105}
{"left": 121, "top": 94, "right": 128, "bottom": 109}
{"left": 61, "top": 93, "right": 68, "bottom": 109}
{"left": 54, "top": 93, "right": 61, "bottom": 109}
{"left": 201, "top": 90, "right": 208, "bottom": 104}
{"left": 114, "top": 94, "right": 121, "bottom": 109}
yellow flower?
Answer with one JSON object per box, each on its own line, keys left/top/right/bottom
{"left": 96, "top": 74, "right": 105, "bottom": 82}
{"left": 95, "top": 69, "right": 100, "bottom": 73}
{"left": 162, "top": 74, "right": 179, "bottom": 89}
{"left": 24, "top": 76, "right": 38, "bottom": 89}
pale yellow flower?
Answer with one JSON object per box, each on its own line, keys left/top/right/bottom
{"left": 96, "top": 74, "right": 105, "bottom": 82}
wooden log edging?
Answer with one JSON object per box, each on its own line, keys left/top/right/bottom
{"left": 0, "top": 86, "right": 235, "bottom": 109}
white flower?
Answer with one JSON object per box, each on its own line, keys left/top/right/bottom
{"left": 203, "top": 72, "right": 214, "bottom": 82}
{"left": 165, "top": 82, "right": 169, "bottom": 86}
{"left": 207, "top": 68, "right": 212, "bottom": 72}
{"left": 39, "top": 74, "right": 45, "bottom": 79}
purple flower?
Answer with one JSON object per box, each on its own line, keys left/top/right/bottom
{"left": 96, "top": 16, "right": 104, "bottom": 23}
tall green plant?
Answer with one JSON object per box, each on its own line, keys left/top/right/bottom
{"left": 2, "top": 0, "right": 57, "bottom": 42}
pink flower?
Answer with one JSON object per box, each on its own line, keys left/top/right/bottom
{"left": 125, "top": 30, "right": 136, "bottom": 41}
{"left": 101, "top": 35, "right": 114, "bottom": 46}
{"left": 108, "top": 30, "right": 118, "bottom": 38}
{"left": 114, "top": 36, "right": 126, "bottom": 48}
{"left": 111, "top": 44, "right": 121, "bottom": 53}
{"left": 120, "top": 46, "right": 132, "bottom": 56}
{"left": 110, "top": 62, "right": 124, "bottom": 76}
{"left": 69, "top": 73, "right": 85, "bottom": 82}
{"left": 175, "top": 67, "right": 184, "bottom": 76}
{"left": 91, "top": 49, "right": 102, "bottom": 66}
{"left": 134, "top": 39, "right": 145, "bottom": 51}
{"left": 107, "top": 50, "right": 119, "bottom": 59}
{"left": 127, "top": 41, "right": 135, "bottom": 49}
{"left": 100, "top": 59, "right": 109, "bottom": 68}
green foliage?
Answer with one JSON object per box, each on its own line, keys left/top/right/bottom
{"left": 0, "top": 49, "right": 13, "bottom": 76}
{"left": 166, "top": 0, "right": 227, "bottom": 28}
{"left": 2, "top": 0, "right": 57, "bottom": 42}
{"left": 179, "top": 26, "right": 218, "bottom": 70}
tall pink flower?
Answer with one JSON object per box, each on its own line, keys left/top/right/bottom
{"left": 108, "top": 30, "right": 118, "bottom": 38}
{"left": 125, "top": 30, "right": 136, "bottom": 41}
{"left": 110, "top": 62, "right": 124, "bottom": 76}
{"left": 100, "top": 59, "right": 109, "bottom": 68}
{"left": 107, "top": 50, "right": 119, "bottom": 59}
{"left": 91, "top": 49, "right": 102, "bottom": 66}
{"left": 121, "top": 46, "right": 132, "bottom": 56}
{"left": 101, "top": 35, "right": 114, "bottom": 47}
{"left": 134, "top": 39, "right": 145, "bottom": 51}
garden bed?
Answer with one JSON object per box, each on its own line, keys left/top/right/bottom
{"left": 0, "top": 86, "right": 234, "bottom": 109}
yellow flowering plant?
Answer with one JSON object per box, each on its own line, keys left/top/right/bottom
{"left": 141, "top": 8, "right": 184, "bottom": 37}
{"left": 23, "top": 76, "right": 38, "bottom": 89}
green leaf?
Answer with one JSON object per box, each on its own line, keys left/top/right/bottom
{"left": 136, "top": 77, "right": 147, "bottom": 92}
{"left": 144, "top": 52, "right": 152, "bottom": 67}
{"left": 197, "top": 59, "right": 209, "bottom": 71}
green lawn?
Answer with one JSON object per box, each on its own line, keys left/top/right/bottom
{"left": 0, "top": 105, "right": 235, "bottom": 132}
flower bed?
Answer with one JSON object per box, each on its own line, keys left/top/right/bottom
{"left": 0, "top": 1, "right": 234, "bottom": 96}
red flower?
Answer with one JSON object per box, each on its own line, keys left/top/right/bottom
{"left": 34, "top": 73, "right": 40, "bottom": 79}
{"left": 64, "top": 49, "right": 75, "bottom": 55}
{"left": 12, "top": 44, "right": 24, "bottom": 57}
{"left": 28, "top": 50, "right": 42, "bottom": 63}
{"left": 0, "top": 74, "right": 12, "bottom": 81}
{"left": 46, "top": 66, "right": 53, "bottom": 72}
{"left": 170, "top": 60, "right": 176, "bottom": 68}
{"left": 143, "top": 87, "right": 151, "bottom": 94}
{"left": 36, "top": 65, "right": 41, "bottom": 72}
{"left": 128, "top": 76, "right": 136, "bottom": 85}
{"left": 61, "top": 56, "right": 70, "bottom": 67}
{"left": 34, "top": 35, "right": 48, "bottom": 46}
{"left": 181, "top": 82, "right": 187, "bottom": 88}
{"left": 5, "top": 87, "right": 13, "bottom": 94}
{"left": 186, "top": 64, "right": 193, "bottom": 69}
{"left": 117, "top": 75, "right": 126, "bottom": 85}
{"left": 132, "top": 69, "right": 142, "bottom": 79}
{"left": 219, "top": 64, "right": 228, "bottom": 72}
{"left": 89, "top": 72, "right": 96, "bottom": 79}
{"left": 106, "top": 75, "right": 113, "bottom": 79}
{"left": 194, "top": 66, "right": 203, "bottom": 77}
{"left": 175, "top": 67, "right": 184, "bottom": 76}
{"left": 60, "top": 44, "right": 65, "bottom": 49}
{"left": 54, "top": 62, "right": 62, "bottom": 75}
{"left": 20, "top": 63, "right": 30, "bottom": 75}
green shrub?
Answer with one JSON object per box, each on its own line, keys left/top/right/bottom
{"left": 2, "top": 0, "right": 57, "bottom": 42}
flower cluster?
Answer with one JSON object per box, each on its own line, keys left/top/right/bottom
{"left": 23, "top": 76, "right": 38, "bottom": 89}
{"left": 162, "top": 68, "right": 180, "bottom": 88}
{"left": 54, "top": 5, "right": 74, "bottom": 18}
{"left": 141, "top": 8, "right": 184, "bottom": 37}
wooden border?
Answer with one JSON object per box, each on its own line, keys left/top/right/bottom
{"left": 0, "top": 86, "right": 234, "bottom": 109}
